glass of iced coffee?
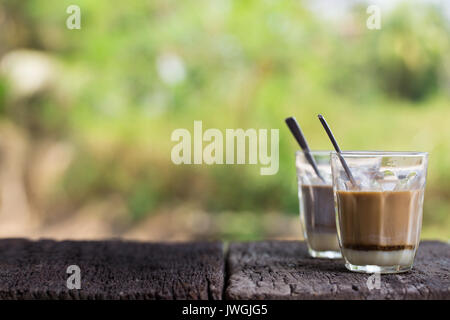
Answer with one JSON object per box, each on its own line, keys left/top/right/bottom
{"left": 331, "top": 151, "right": 428, "bottom": 273}
{"left": 296, "top": 151, "right": 341, "bottom": 259}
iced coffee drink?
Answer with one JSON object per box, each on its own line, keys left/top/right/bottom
{"left": 296, "top": 151, "right": 341, "bottom": 258}
{"left": 331, "top": 151, "right": 428, "bottom": 273}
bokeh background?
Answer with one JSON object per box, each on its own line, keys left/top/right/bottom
{"left": 0, "top": 0, "right": 449, "bottom": 241}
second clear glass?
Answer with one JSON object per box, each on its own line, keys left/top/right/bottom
{"left": 296, "top": 151, "right": 342, "bottom": 259}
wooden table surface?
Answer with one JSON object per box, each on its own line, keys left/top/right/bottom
{"left": 0, "top": 239, "right": 224, "bottom": 299}
{"left": 0, "top": 238, "right": 448, "bottom": 300}
{"left": 226, "top": 241, "right": 450, "bottom": 300}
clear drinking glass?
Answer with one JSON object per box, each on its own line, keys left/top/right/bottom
{"left": 296, "top": 151, "right": 342, "bottom": 259}
{"left": 331, "top": 151, "right": 428, "bottom": 273}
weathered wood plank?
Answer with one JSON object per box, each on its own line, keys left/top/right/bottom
{"left": 0, "top": 239, "right": 224, "bottom": 300}
{"left": 225, "top": 241, "right": 450, "bottom": 300}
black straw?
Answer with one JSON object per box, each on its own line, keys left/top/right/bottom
{"left": 317, "top": 114, "right": 358, "bottom": 188}
{"left": 285, "top": 117, "right": 325, "bottom": 183}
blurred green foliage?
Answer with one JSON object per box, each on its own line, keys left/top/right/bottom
{"left": 0, "top": 0, "right": 449, "bottom": 239}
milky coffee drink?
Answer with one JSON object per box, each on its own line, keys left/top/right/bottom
{"left": 301, "top": 184, "right": 340, "bottom": 252}
{"left": 336, "top": 189, "right": 423, "bottom": 266}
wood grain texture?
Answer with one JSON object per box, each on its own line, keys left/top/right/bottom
{"left": 225, "top": 241, "right": 450, "bottom": 300}
{"left": 0, "top": 239, "right": 224, "bottom": 300}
